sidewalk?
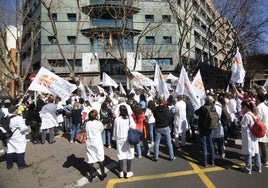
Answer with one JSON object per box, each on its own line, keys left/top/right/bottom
{"left": 0, "top": 132, "right": 118, "bottom": 188}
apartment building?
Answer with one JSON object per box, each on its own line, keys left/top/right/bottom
{"left": 21, "top": 0, "right": 234, "bottom": 88}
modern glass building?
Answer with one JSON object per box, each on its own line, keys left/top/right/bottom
{"left": 21, "top": 0, "right": 234, "bottom": 88}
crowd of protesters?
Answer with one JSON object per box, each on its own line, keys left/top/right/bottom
{"left": 1, "top": 83, "right": 268, "bottom": 179}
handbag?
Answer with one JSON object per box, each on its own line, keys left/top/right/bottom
{"left": 75, "top": 130, "right": 87, "bottom": 143}
{"left": 127, "top": 128, "right": 141, "bottom": 145}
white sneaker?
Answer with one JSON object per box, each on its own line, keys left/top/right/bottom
{"left": 0, "top": 149, "right": 4, "bottom": 153}
{"left": 119, "top": 171, "right": 124, "bottom": 178}
{"left": 70, "top": 141, "right": 74, "bottom": 143}
{"left": 126, "top": 171, "right": 133, "bottom": 178}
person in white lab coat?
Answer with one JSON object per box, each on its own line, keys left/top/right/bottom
{"left": 240, "top": 101, "right": 261, "bottom": 174}
{"left": 113, "top": 105, "right": 136, "bottom": 178}
{"left": 85, "top": 109, "right": 106, "bottom": 182}
{"left": 6, "top": 105, "right": 31, "bottom": 170}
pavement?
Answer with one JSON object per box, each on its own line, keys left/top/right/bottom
{"left": 0, "top": 127, "right": 246, "bottom": 188}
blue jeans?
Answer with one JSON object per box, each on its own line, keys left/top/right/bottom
{"left": 135, "top": 129, "right": 149, "bottom": 157}
{"left": 102, "top": 129, "right": 112, "bottom": 146}
{"left": 199, "top": 130, "right": 215, "bottom": 165}
{"left": 6, "top": 152, "right": 26, "bottom": 168}
{"left": 70, "top": 124, "right": 81, "bottom": 142}
{"left": 147, "top": 122, "right": 155, "bottom": 142}
{"left": 214, "top": 137, "right": 225, "bottom": 156}
{"left": 64, "top": 117, "right": 72, "bottom": 133}
{"left": 154, "top": 127, "right": 174, "bottom": 160}
{"left": 244, "top": 153, "right": 261, "bottom": 172}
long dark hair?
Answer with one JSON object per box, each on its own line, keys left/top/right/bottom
{"left": 119, "top": 105, "right": 128, "bottom": 119}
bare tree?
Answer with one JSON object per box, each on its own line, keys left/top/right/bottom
{"left": 0, "top": 0, "right": 35, "bottom": 96}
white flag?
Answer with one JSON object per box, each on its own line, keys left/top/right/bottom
{"left": 119, "top": 82, "right": 126, "bottom": 95}
{"left": 28, "top": 67, "right": 77, "bottom": 102}
{"left": 78, "top": 81, "right": 87, "bottom": 99}
{"left": 109, "top": 86, "right": 114, "bottom": 98}
{"left": 230, "top": 48, "right": 246, "bottom": 84}
{"left": 131, "top": 71, "right": 155, "bottom": 87}
{"left": 263, "top": 78, "right": 268, "bottom": 87}
{"left": 102, "top": 72, "right": 118, "bottom": 88}
{"left": 191, "top": 70, "right": 206, "bottom": 99}
{"left": 176, "top": 66, "right": 201, "bottom": 110}
{"left": 97, "top": 86, "right": 107, "bottom": 95}
{"left": 154, "top": 64, "right": 170, "bottom": 100}
{"left": 167, "top": 73, "right": 178, "bottom": 80}
{"left": 86, "top": 85, "right": 94, "bottom": 97}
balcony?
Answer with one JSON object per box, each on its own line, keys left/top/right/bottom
{"left": 82, "top": 1, "right": 140, "bottom": 19}
{"left": 89, "top": 0, "right": 135, "bottom": 5}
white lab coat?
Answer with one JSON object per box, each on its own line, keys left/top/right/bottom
{"left": 113, "top": 116, "right": 136, "bottom": 160}
{"left": 40, "top": 112, "right": 58, "bottom": 129}
{"left": 241, "top": 112, "right": 259, "bottom": 156}
{"left": 40, "top": 103, "right": 58, "bottom": 129}
{"left": 7, "top": 115, "right": 28, "bottom": 154}
{"left": 173, "top": 100, "right": 189, "bottom": 134}
{"left": 257, "top": 102, "right": 268, "bottom": 143}
{"left": 85, "top": 120, "right": 104, "bottom": 163}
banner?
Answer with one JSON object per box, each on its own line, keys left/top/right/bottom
{"left": 176, "top": 66, "right": 201, "bottom": 110}
{"left": 230, "top": 48, "right": 246, "bottom": 84}
{"left": 82, "top": 53, "right": 99, "bottom": 72}
{"left": 131, "top": 71, "right": 155, "bottom": 87}
{"left": 191, "top": 70, "right": 206, "bottom": 99}
{"left": 28, "top": 67, "right": 77, "bottom": 102}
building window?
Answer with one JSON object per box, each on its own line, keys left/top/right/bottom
{"left": 163, "top": 36, "right": 172, "bottom": 44}
{"left": 67, "top": 36, "right": 76, "bottom": 44}
{"left": 162, "top": 15, "right": 171, "bottom": 23}
{"left": 52, "top": 13, "right": 57, "bottom": 21}
{"left": 143, "top": 58, "right": 172, "bottom": 66}
{"left": 47, "top": 36, "right": 57, "bottom": 44}
{"left": 177, "top": 0, "right": 181, "bottom": 6}
{"left": 146, "top": 36, "right": 155, "bottom": 45}
{"left": 145, "top": 15, "right": 154, "bottom": 22}
{"left": 67, "top": 13, "right": 76, "bottom": 22}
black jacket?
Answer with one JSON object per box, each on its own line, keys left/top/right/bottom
{"left": 153, "top": 105, "right": 170, "bottom": 129}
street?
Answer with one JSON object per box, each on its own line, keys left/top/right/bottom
{"left": 0, "top": 131, "right": 267, "bottom": 188}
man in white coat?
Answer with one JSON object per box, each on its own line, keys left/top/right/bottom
{"left": 173, "top": 95, "right": 188, "bottom": 148}
{"left": 40, "top": 97, "right": 58, "bottom": 144}
{"left": 6, "top": 105, "right": 31, "bottom": 170}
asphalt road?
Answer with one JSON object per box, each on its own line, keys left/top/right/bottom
{"left": 0, "top": 131, "right": 267, "bottom": 188}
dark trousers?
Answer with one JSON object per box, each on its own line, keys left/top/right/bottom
{"left": 6, "top": 152, "right": 26, "bottom": 168}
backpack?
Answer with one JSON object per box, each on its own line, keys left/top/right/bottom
{"left": 248, "top": 114, "right": 266, "bottom": 138}
{"left": 0, "top": 115, "right": 17, "bottom": 140}
{"left": 204, "top": 105, "right": 219, "bottom": 129}
{"left": 100, "top": 108, "right": 111, "bottom": 124}
{"left": 221, "top": 107, "right": 231, "bottom": 125}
